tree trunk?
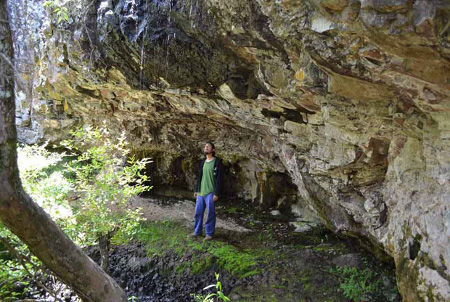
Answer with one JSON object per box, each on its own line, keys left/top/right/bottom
{"left": 0, "top": 1, "right": 126, "bottom": 301}
{"left": 98, "top": 232, "right": 112, "bottom": 273}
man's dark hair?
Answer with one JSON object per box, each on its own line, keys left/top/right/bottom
{"left": 206, "top": 141, "right": 216, "bottom": 157}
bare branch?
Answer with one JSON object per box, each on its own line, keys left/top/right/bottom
{"left": 0, "top": 51, "right": 14, "bottom": 68}
{"left": 440, "top": 19, "right": 450, "bottom": 37}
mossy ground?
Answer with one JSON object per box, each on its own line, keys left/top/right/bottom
{"left": 113, "top": 197, "right": 400, "bottom": 301}
{"left": 122, "top": 220, "right": 266, "bottom": 279}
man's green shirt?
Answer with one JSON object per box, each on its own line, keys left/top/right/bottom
{"left": 199, "top": 158, "right": 216, "bottom": 196}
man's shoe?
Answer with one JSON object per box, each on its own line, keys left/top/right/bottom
{"left": 204, "top": 235, "right": 213, "bottom": 241}
{"left": 189, "top": 233, "right": 201, "bottom": 238}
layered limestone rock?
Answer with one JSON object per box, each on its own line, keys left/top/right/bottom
{"left": 9, "top": 0, "right": 450, "bottom": 300}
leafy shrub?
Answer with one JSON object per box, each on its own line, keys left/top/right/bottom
{"left": 60, "top": 126, "right": 151, "bottom": 269}
{"left": 330, "top": 266, "right": 381, "bottom": 301}
{"left": 18, "top": 143, "right": 73, "bottom": 227}
{"left": 0, "top": 125, "right": 152, "bottom": 298}
{"left": 19, "top": 126, "right": 151, "bottom": 257}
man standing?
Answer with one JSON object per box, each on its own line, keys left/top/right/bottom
{"left": 191, "top": 142, "right": 224, "bottom": 240}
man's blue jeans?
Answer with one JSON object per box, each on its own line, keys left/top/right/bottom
{"left": 194, "top": 193, "right": 216, "bottom": 236}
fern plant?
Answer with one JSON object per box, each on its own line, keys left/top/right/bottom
{"left": 330, "top": 266, "right": 381, "bottom": 301}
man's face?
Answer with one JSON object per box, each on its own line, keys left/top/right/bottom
{"left": 204, "top": 143, "right": 213, "bottom": 155}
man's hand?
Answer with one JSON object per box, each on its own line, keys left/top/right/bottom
{"left": 213, "top": 195, "right": 219, "bottom": 202}
{"left": 194, "top": 192, "right": 198, "bottom": 198}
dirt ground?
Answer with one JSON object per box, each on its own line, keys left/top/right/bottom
{"left": 130, "top": 196, "right": 251, "bottom": 233}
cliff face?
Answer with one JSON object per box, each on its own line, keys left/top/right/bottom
{"left": 9, "top": 0, "right": 450, "bottom": 300}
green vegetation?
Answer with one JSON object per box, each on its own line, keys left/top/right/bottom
{"left": 1, "top": 126, "right": 151, "bottom": 298}
{"left": 191, "top": 273, "right": 231, "bottom": 302}
{"left": 329, "top": 266, "right": 381, "bottom": 301}
{"left": 0, "top": 257, "right": 31, "bottom": 301}
{"left": 191, "top": 256, "right": 214, "bottom": 275}
{"left": 44, "top": 0, "right": 69, "bottom": 24}
{"left": 212, "top": 245, "right": 258, "bottom": 278}
{"left": 128, "top": 220, "right": 261, "bottom": 278}
{"left": 0, "top": 225, "right": 52, "bottom": 301}
{"left": 0, "top": 228, "right": 30, "bottom": 301}
{"left": 128, "top": 295, "right": 139, "bottom": 302}
{"left": 225, "top": 207, "right": 238, "bottom": 214}
{"left": 60, "top": 126, "right": 151, "bottom": 269}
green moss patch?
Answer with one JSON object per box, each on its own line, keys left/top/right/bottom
{"left": 132, "top": 220, "right": 263, "bottom": 278}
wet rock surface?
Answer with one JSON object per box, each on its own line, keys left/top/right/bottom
{"left": 7, "top": 0, "right": 450, "bottom": 300}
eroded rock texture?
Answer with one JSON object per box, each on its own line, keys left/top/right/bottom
{"left": 9, "top": 0, "right": 450, "bottom": 300}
